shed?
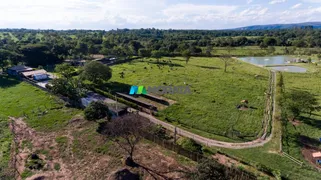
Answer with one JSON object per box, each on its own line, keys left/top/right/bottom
{"left": 7, "top": 65, "right": 33, "bottom": 76}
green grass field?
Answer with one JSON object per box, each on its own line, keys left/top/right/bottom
{"left": 108, "top": 57, "right": 269, "bottom": 141}
{"left": 0, "top": 76, "right": 81, "bottom": 131}
{"left": 0, "top": 76, "right": 81, "bottom": 176}
{"left": 282, "top": 65, "right": 321, "bottom": 153}
{"left": 212, "top": 68, "right": 321, "bottom": 180}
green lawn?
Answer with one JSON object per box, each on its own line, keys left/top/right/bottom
{"left": 0, "top": 76, "right": 82, "bottom": 131}
{"left": 108, "top": 57, "right": 269, "bottom": 142}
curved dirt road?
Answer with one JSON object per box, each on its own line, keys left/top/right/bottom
{"left": 138, "top": 70, "right": 277, "bottom": 149}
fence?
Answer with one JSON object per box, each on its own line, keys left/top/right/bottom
{"left": 282, "top": 152, "right": 304, "bottom": 166}
{"left": 141, "top": 131, "right": 257, "bottom": 180}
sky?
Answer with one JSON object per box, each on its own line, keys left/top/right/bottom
{"left": 0, "top": 0, "right": 321, "bottom": 30}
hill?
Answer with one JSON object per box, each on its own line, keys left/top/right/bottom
{"left": 233, "top": 22, "right": 321, "bottom": 30}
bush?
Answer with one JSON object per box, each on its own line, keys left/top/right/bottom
{"left": 54, "top": 163, "right": 61, "bottom": 171}
{"left": 150, "top": 125, "right": 171, "bottom": 140}
{"left": 177, "top": 138, "right": 203, "bottom": 154}
{"left": 84, "top": 101, "right": 111, "bottom": 121}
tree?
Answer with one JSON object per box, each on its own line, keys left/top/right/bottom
{"left": 20, "top": 44, "right": 61, "bottom": 66}
{"left": 99, "top": 114, "right": 151, "bottom": 166}
{"left": 75, "top": 41, "right": 89, "bottom": 56}
{"left": 205, "top": 45, "right": 213, "bottom": 57}
{"left": 267, "top": 46, "right": 276, "bottom": 55}
{"left": 219, "top": 55, "right": 234, "bottom": 73}
{"left": 49, "top": 78, "right": 83, "bottom": 100}
{"left": 151, "top": 50, "right": 163, "bottom": 62}
{"left": 283, "top": 90, "right": 320, "bottom": 121}
{"left": 308, "top": 57, "right": 312, "bottom": 63}
{"left": 81, "top": 61, "right": 112, "bottom": 85}
{"left": 84, "top": 101, "right": 111, "bottom": 121}
{"left": 182, "top": 50, "right": 192, "bottom": 64}
{"left": 55, "top": 63, "right": 75, "bottom": 79}
{"left": 0, "top": 49, "right": 21, "bottom": 71}
{"left": 259, "top": 42, "right": 268, "bottom": 49}
{"left": 138, "top": 49, "right": 151, "bottom": 58}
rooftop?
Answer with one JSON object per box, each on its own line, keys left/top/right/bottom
{"left": 21, "top": 69, "right": 47, "bottom": 77}
{"left": 8, "top": 65, "right": 33, "bottom": 71}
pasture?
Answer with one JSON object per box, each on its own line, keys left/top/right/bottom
{"left": 108, "top": 57, "right": 269, "bottom": 141}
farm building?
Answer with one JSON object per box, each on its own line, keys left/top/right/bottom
{"left": 7, "top": 65, "right": 33, "bottom": 76}
{"left": 21, "top": 69, "right": 49, "bottom": 81}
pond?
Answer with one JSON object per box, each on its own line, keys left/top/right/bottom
{"left": 270, "top": 66, "right": 307, "bottom": 73}
{"left": 239, "top": 56, "right": 307, "bottom": 73}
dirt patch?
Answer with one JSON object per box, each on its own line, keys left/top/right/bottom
{"left": 9, "top": 117, "right": 192, "bottom": 180}
{"left": 301, "top": 146, "right": 321, "bottom": 170}
{"left": 299, "top": 135, "right": 321, "bottom": 171}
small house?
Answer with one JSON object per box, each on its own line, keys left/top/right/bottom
{"left": 7, "top": 65, "right": 33, "bottom": 76}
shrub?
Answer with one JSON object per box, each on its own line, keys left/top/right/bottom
{"left": 54, "top": 163, "right": 61, "bottom": 171}
{"left": 177, "top": 138, "right": 203, "bottom": 154}
{"left": 84, "top": 101, "right": 111, "bottom": 121}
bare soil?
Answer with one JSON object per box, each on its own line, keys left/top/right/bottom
{"left": 9, "top": 117, "right": 193, "bottom": 180}
{"left": 299, "top": 136, "right": 321, "bottom": 171}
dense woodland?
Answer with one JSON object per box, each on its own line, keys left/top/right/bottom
{"left": 0, "top": 27, "right": 321, "bottom": 68}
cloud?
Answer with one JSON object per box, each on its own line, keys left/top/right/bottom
{"left": 0, "top": 0, "right": 319, "bottom": 30}
{"left": 247, "top": 0, "right": 253, "bottom": 4}
{"left": 302, "top": 0, "right": 321, "bottom": 3}
{"left": 163, "top": 4, "right": 237, "bottom": 20}
{"left": 291, "top": 3, "right": 302, "bottom": 9}
{"left": 269, "top": 0, "right": 286, "bottom": 5}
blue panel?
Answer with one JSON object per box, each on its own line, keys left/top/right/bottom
{"left": 129, "top": 86, "right": 138, "bottom": 95}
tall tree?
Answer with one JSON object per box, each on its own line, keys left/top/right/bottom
{"left": 219, "top": 55, "right": 234, "bottom": 73}
{"left": 151, "top": 50, "right": 163, "bottom": 62}
{"left": 283, "top": 90, "right": 320, "bottom": 121}
{"left": 81, "top": 61, "right": 112, "bottom": 85}
{"left": 55, "top": 63, "right": 75, "bottom": 79}
{"left": 182, "top": 49, "right": 192, "bottom": 64}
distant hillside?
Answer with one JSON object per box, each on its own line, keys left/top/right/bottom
{"left": 233, "top": 22, "right": 321, "bottom": 30}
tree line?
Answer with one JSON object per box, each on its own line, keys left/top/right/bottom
{"left": 0, "top": 28, "right": 321, "bottom": 68}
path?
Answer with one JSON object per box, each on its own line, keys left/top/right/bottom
{"left": 137, "top": 70, "right": 277, "bottom": 149}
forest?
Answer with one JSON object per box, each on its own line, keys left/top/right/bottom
{"left": 0, "top": 27, "right": 321, "bottom": 68}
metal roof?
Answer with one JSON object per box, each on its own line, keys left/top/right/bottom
{"left": 8, "top": 65, "right": 33, "bottom": 71}
{"left": 21, "top": 69, "right": 47, "bottom": 77}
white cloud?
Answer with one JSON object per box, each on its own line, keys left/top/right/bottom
{"left": 291, "top": 3, "right": 302, "bottom": 9}
{"left": 302, "top": 0, "right": 321, "bottom": 3}
{"left": 163, "top": 4, "right": 237, "bottom": 20}
{"left": 269, "top": 0, "right": 287, "bottom": 5}
{"left": 247, "top": 0, "right": 253, "bottom": 4}
{"left": 0, "top": 0, "right": 319, "bottom": 30}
